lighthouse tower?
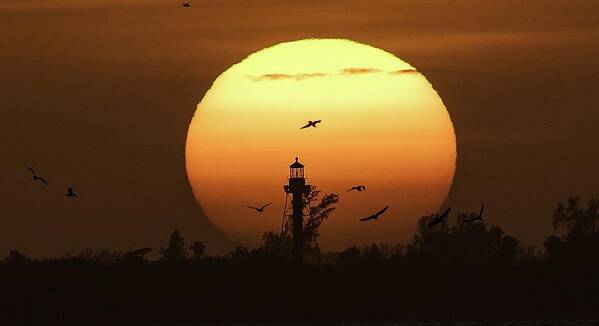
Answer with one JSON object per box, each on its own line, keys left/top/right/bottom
{"left": 283, "top": 157, "right": 311, "bottom": 264}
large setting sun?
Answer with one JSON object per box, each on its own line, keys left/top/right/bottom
{"left": 186, "top": 39, "right": 456, "bottom": 249}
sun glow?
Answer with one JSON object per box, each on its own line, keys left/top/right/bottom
{"left": 186, "top": 39, "right": 456, "bottom": 249}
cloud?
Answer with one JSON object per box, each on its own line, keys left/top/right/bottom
{"left": 249, "top": 72, "right": 330, "bottom": 81}
{"left": 388, "top": 69, "right": 419, "bottom": 75}
{"left": 341, "top": 67, "right": 382, "bottom": 75}
{"left": 252, "top": 73, "right": 293, "bottom": 81}
{"left": 249, "top": 67, "right": 387, "bottom": 81}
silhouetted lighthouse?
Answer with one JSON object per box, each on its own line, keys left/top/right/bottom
{"left": 283, "top": 157, "right": 311, "bottom": 264}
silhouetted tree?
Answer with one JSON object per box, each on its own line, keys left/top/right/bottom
{"left": 337, "top": 245, "right": 361, "bottom": 265}
{"left": 450, "top": 214, "right": 494, "bottom": 264}
{"left": 552, "top": 196, "right": 599, "bottom": 238}
{"left": 260, "top": 186, "right": 339, "bottom": 263}
{"left": 5, "top": 197, "right": 599, "bottom": 323}
{"left": 408, "top": 214, "right": 451, "bottom": 260}
{"left": 230, "top": 245, "right": 250, "bottom": 262}
{"left": 159, "top": 229, "right": 187, "bottom": 261}
{"left": 545, "top": 196, "right": 599, "bottom": 266}
{"left": 364, "top": 243, "right": 381, "bottom": 262}
{"left": 391, "top": 243, "right": 405, "bottom": 255}
{"left": 303, "top": 186, "right": 340, "bottom": 261}
{"left": 495, "top": 234, "right": 522, "bottom": 262}
{"left": 78, "top": 248, "right": 123, "bottom": 265}
{"left": 407, "top": 210, "right": 524, "bottom": 265}
{"left": 4, "top": 250, "right": 31, "bottom": 266}
{"left": 120, "top": 247, "right": 152, "bottom": 265}
{"left": 521, "top": 245, "right": 540, "bottom": 261}
{"left": 190, "top": 241, "right": 205, "bottom": 260}
{"left": 260, "top": 231, "right": 282, "bottom": 257}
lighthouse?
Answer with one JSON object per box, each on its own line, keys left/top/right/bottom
{"left": 283, "top": 157, "right": 311, "bottom": 264}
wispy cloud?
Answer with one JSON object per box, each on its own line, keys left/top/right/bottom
{"left": 388, "top": 69, "right": 419, "bottom": 75}
{"left": 249, "top": 72, "right": 330, "bottom": 81}
{"left": 248, "top": 67, "right": 423, "bottom": 81}
{"left": 341, "top": 67, "right": 382, "bottom": 75}
{"left": 249, "top": 67, "right": 395, "bottom": 81}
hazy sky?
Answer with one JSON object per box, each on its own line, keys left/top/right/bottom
{"left": 1, "top": 0, "right": 598, "bottom": 257}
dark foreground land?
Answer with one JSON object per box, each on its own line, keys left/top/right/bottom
{"left": 2, "top": 255, "right": 598, "bottom": 324}
{"left": 1, "top": 196, "right": 599, "bottom": 324}
{"left": 257, "top": 323, "right": 599, "bottom": 326}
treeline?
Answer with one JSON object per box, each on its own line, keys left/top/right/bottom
{"left": 1, "top": 196, "right": 598, "bottom": 323}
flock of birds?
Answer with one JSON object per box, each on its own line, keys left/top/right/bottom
{"left": 359, "top": 202, "right": 485, "bottom": 226}
{"left": 247, "top": 119, "right": 486, "bottom": 227}
{"left": 350, "top": 197, "right": 485, "bottom": 226}
{"left": 27, "top": 167, "right": 78, "bottom": 198}
{"left": 29, "top": 115, "right": 483, "bottom": 229}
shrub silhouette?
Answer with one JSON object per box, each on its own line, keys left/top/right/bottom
{"left": 1, "top": 195, "right": 599, "bottom": 323}
{"left": 159, "top": 229, "right": 187, "bottom": 261}
{"left": 262, "top": 186, "right": 339, "bottom": 263}
{"left": 190, "top": 241, "right": 205, "bottom": 261}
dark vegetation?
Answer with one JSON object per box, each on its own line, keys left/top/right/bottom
{"left": 2, "top": 195, "right": 599, "bottom": 323}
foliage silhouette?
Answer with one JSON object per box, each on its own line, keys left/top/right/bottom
{"left": 303, "top": 187, "right": 340, "bottom": 262}
{"left": 545, "top": 196, "right": 599, "bottom": 268}
{"left": 159, "top": 229, "right": 187, "bottom": 261}
{"left": 266, "top": 186, "right": 339, "bottom": 263}
{"left": 190, "top": 240, "right": 205, "bottom": 260}
{"left": 1, "top": 196, "right": 599, "bottom": 323}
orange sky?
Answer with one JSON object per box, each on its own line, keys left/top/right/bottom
{"left": 1, "top": 0, "right": 598, "bottom": 256}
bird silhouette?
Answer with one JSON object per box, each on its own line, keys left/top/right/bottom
{"left": 247, "top": 202, "right": 272, "bottom": 213}
{"left": 464, "top": 202, "right": 485, "bottom": 223}
{"left": 360, "top": 205, "right": 389, "bottom": 222}
{"left": 300, "top": 120, "right": 321, "bottom": 129}
{"left": 347, "top": 185, "right": 366, "bottom": 192}
{"left": 182, "top": 2, "right": 191, "bottom": 7}
{"left": 27, "top": 167, "right": 48, "bottom": 186}
{"left": 427, "top": 207, "right": 451, "bottom": 227}
{"left": 65, "top": 187, "right": 78, "bottom": 198}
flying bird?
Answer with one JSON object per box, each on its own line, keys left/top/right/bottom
{"left": 300, "top": 120, "right": 321, "bottom": 129}
{"left": 427, "top": 207, "right": 452, "bottom": 228}
{"left": 182, "top": 2, "right": 191, "bottom": 7}
{"left": 347, "top": 185, "right": 366, "bottom": 192}
{"left": 65, "top": 187, "right": 78, "bottom": 198}
{"left": 360, "top": 205, "right": 389, "bottom": 222}
{"left": 247, "top": 202, "right": 272, "bottom": 213}
{"left": 27, "top": 167, "right": 48, "bottom": 186}
{"left": 464, "top": 202, "right": 485, "bottom": 223}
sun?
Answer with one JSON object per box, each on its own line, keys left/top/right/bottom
{"left": 186, "top": 39, "right": 456, "bottom": 250}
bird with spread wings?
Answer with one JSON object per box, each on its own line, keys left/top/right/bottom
{"left": 464, "top": 202, "right": 485, "bottom": 223}
{"left": 427, "top": 207, "right": 452, "bottom": 227}
{"left": 347, "top": 185, "right": 366, "bottom": 192}
{"left": 360, "top": 205, "right": 389, "bottom": 222}
{"left": 27, "top": 167, "right": 48, "bottom": 186}
{"left": 300, "top": 120, "right": 321, "bottom": 129}
{"left": 247, "top": 202, "right": 272, "bottom": 213}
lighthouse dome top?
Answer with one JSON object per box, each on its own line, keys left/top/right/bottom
{"left": 289, "top": 157, "right": 304, "bottom": 169}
